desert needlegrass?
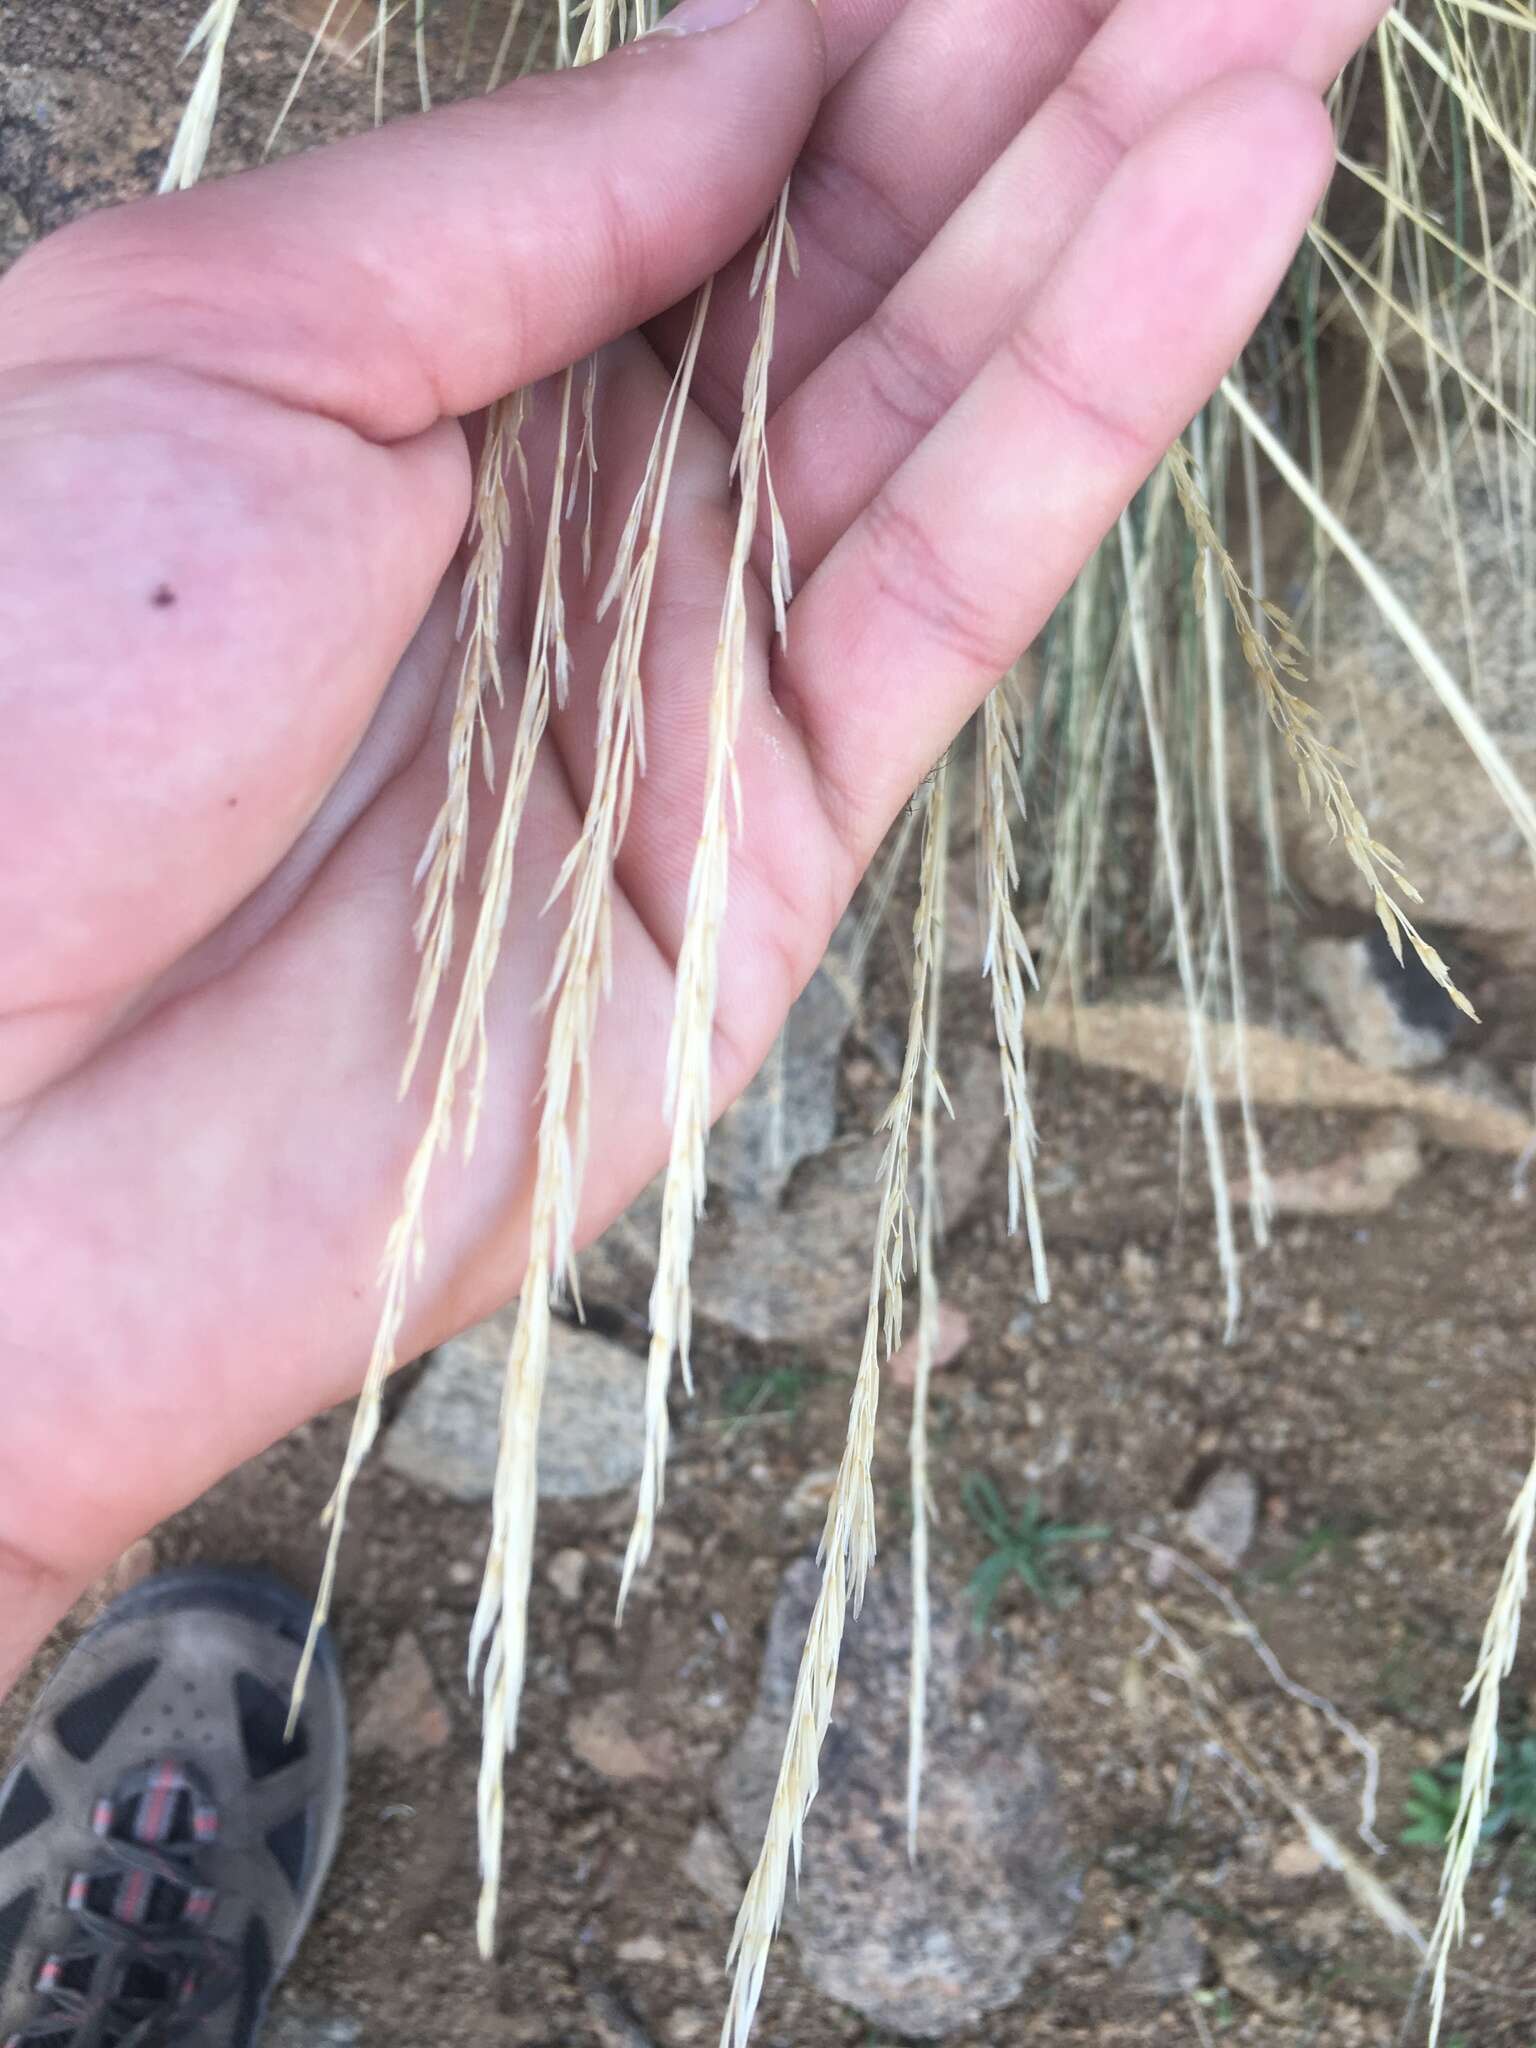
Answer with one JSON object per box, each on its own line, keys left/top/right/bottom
{"left": 160, "top": 0, "right": 243, "bottom": 192}
{"left": 287, "top": 368, "right": 574, "bottom": 1732}
{"left": 620, "top": 184, "right": 796, "bottom": 1615}
{"left": 468, "top": 290, "right": 711, "bottom": 1952}
{"left": 1117, "top": 508, "right": 1243, "bottom": 1336}
{"left": 978, "top": 674, "right": 1050, "bottom": 1302}
{"left": 1169, "top": 426, "right": 1479, "bottom": 1025}
{"left": 160, "top": 4, "right": 1536, "bottom": 2040}
{"left": 1423, "top": 1429, "right": 1536, "bottom": 2045}
{"left": 906, "top": 758, "right": 951, "bottom": 1858}
{"left": 721, "top": 764, "right": 947, "bottom": 2048}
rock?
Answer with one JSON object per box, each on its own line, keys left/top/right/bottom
{"left": 583, "top": 1042, "right": 1008, "bottom": 1345}
{"left": 886, "top": 1302, "right": 971, "bottom": 1389}
{"left": 383, "top": 1315, "right": 645, "bottom": 1504}
{"left": 0, "top": 65, "right": 164, "bottom": 252}
{"left": 77, "top": 1538, "right": 158, "bottom": 1624}
{"left": 278, "top": 0, "right": 541, "bottom": 91}
{"left": 680, "top": 1819, "right": 740, "bottom": 1914}
{"left": 568, "top": 1696, "right": 675, "bottom": 1783}
{"left": 716, "top": 1558, "right": 1078, "bottom": 2038}
{"left": 275, "top": 0, "right": 375, "bottom": 60}
{"left": 354, "top": 1632, "right": 450, "bottom": 1763}
{"left": 547, "top": 1548, "right": 589, "bottom": 1603}
{"left": 782, "top": 1467, "right": 839, "bottom": 1521}
{"left": 582, "top": 1985, "right": 656, "bottom": 2048}
{"left": 1259, "top": 433, "right": 1536, "bottom": 941}
{"left": 1022, "top": 995, "right": 1535, "bottom": 1157}
{"left": 263, "top": 2004, "right": 360, "bottom": 2048}
{"left": 616, "top": 1934, "right": 667, "bottom": 1966}
{"left": 1184, "top": 1468, "right": 1259, "bottom": 1570}
{"left": 1272, "top": 1836, "right": 1327, "bottom": 1880}
{"left": 0, "top": 193, "right": 32, "bottom": 272}
{"left": 709, "top": 910, "right": 864, "bottom": 1210}
{"left": 1300, "top": 932, "right": 1457, "bottom": 1071}
{"left": 1215, "top": 1936, "right": 1290, "bottom": 2017}
{"left": 1235, "top": 1115, "right": 1423, "bottom": 1218}
{"left": 1126, "top": 1910, "right": 1207, "bottom": 2000}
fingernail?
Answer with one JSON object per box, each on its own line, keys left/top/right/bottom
{"left": 648, "top": 0, "right": 762, "bottom": 35}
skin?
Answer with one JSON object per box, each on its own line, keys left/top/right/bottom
{"left": 0, "top": 0, "right": 1388, "bottom": 1689}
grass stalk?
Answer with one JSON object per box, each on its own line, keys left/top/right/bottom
{"left": 907, "top": 758, "right": 951, "bottom": 1857}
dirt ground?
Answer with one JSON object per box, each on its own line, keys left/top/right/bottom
{"left": 4, "top": 7, "right": 1536, "bottom": 2046}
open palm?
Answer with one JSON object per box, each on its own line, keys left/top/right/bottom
{"left": 0, "top": 0, "right": 1382, "bottom": 1677}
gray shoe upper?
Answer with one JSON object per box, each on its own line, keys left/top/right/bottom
{"left": 0, "top": 1570, "right": 346, "bottom": 2048}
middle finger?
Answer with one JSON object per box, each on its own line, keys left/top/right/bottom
{"left": 653, "top": 0, "right": 1109, "bottom": 427}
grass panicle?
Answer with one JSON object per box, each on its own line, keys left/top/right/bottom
{"left": 620, "top": 184, "right": 796, "bottom": 1617}
{"left": 720, "top": 763, "right": 946, "bottom": 2048}
{"left": 286, "top": 369, "right": 574, "bottom": 1736}
{"left": 467, "top": 290, "right": 711, "bottom": 1953}
{"left": 1424, "top": 1429, "right": 1536, "bottom": 2045}
{"left": 1169, "top": 428, "right": 1479, "bottom": 1025}
{"left": 406, "top": 389, "right": 525, "bottom": 1088}
{"left": 1118, "top": 507, "right": 1244, "bottom": 1337}
{"left": 906, "top": 759, "right": 951, "bottom": 1859}
{"left": 978, "top": 675, "right": 1050, "bottom": 1302}
{"left": 160, "top": 0, "right": 243, "bottom": 191}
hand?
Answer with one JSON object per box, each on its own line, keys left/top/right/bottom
{"left": 0, "top": 0, "right": 1382, "bottom": 1682}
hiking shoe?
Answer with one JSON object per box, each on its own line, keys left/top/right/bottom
{"left": 0, "top": 1567, "right": 346, "bottom": 2047}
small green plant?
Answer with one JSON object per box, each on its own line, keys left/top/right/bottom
{"left": 1191, "top": 1986, "right": 1237, "bottom": 2032}
{"left": 1402, "top": 1733, "right": 1536, "bottom": 1849}
{"left": 1402, "top": 1763, "right": 1468, "bottom": 1849}
{"left": 721, "top": 1365, "right": 814, "bottom": 1424}
{"left": 961, "top": 1475, "right": 1110, "bottom": 1625}
{"left": 1253, "top": 1522, "right": 1357, "bottom": 1591}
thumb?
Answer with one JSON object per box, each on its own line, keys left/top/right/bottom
{"left": 0, "top": 0, "right": 825, "bottom": 439}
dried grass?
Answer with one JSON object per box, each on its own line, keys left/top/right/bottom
{"left": 1423, "top": 1429, "right": 1536, "bottom": 2045}
{"left": 620, "top": 184, "right": 796, "bottom": 1615}
{"left": 469, "top": 290, "right": 711, "bottom": 1952}
{"left": 160, "top": 0, "right": 244, "bottom": 192}
{"left": 1167, "top": 433, "right": 1477, "bottom": 1026}
{"left": 906, "top": 759, "right": 951, "bottom": 1857}
{"left": 721, "top": 766, "right": 947, "bottom": 2048}
{"left": 977, "top": 676, "right": 1049, "bottom": 1302}
{"left": 158, "top": 4, "right": 1536, "bottom": 2040}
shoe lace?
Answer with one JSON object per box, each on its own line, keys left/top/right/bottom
{"left": 9, "top": 1764, "right": 238, "bottom": 2048}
